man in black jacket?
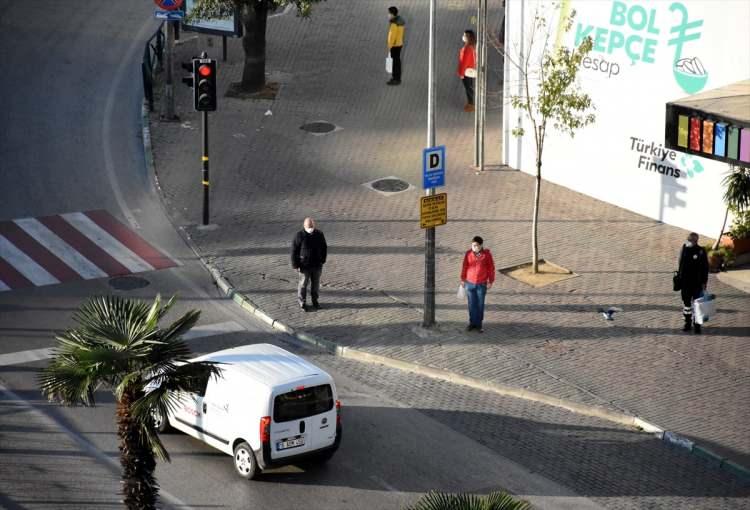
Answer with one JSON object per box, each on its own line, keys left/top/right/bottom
{"left": 291, "top": 217, "right": 328, "bottom": 311}
{"left": 677, "top": 232, "right": 709, "bottom": 333}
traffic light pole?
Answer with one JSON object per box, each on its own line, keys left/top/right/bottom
{"left": 202, "top": 110, "right": 210, "bottom": 225}
{"left": 423, "top": 0, "right": 437, "bottom": 328}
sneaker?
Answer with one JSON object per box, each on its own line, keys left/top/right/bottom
{"left": 312, "top": 301, "right": 321, "bottom": 310}
{"left": 466, "top": 324, "right": 475, "bottom": 331}
{"left": 387, "top": 79, "right": 401, "bottom": 85}
{"left": 478, "top": 327, "right": 484, "bottom": 333}
{"left": 682, "top": 322, "right": 692, "bottom": 332}
{"left": 693, "top": 323, "right": 702, "bottom": 334}
{"left": 299, "top": 302, "right": 307, "bottom": 312}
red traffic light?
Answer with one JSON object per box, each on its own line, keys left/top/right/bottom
{"left": 198, "top": 64, "right": 212, "bottom": 77}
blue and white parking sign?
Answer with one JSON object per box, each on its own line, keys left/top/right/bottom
{"left": 422, "top": 145, "right": 445, "bottom": 189}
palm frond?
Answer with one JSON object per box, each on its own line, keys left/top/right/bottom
{"left": 38, "top": 363, "right": 98, "bottom": 406}
{"left": 406, "top": 491, "right": 530, "bottom": 510}
{"left": 723, "top": 166, "right": 750, "bottom": 211}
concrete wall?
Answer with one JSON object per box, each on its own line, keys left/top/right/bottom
{"left": 503, "top": 0, "right": 750, "bottom": 236}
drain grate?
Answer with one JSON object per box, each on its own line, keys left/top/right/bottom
{"left": 370, "top": 178, "right": 410, "bottom": 193}
{"left": 300, "top": 121, "right": 336, "bottom": 134}
{"left": 109, "top": 276, "right": 150, "bottom": 291}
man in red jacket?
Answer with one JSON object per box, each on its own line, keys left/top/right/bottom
{"left": 460, "top": 236, "right": 495, "bottom": 332}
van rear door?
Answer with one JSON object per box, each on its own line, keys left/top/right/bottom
{"left": 271, "top": 384, "right": 334, "bottom": 459}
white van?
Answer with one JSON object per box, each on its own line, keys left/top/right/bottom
{"left": 154, "top": 343, "right": 342, "bottom": 479}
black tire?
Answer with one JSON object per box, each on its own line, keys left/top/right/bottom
{"left": 233, "top": 441, "right": 259, "bottom": 480}
{"left": 153, "top": 410, "right": 171, "bottom": 434}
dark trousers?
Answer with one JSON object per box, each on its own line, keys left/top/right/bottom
{"left": 298, "top": 267, "right": 322, "bottom": 305}
{"left": 681, "top": 285, "right": 702, "bottom": 319}
{"left": 390, "top": 46, "right": 402, "bottom": 81}
{"left": 462, "top": 77, "right": 475, "bottom": 105}
{"left": 465, "top": 282, "right": 487, "bottom": 327}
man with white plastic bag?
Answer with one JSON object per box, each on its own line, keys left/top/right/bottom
{"left": 676, "top": 232, "right": 709, "bottom": 334}
{"left": 386, "top": 6, "right": 405, "bottom": 85}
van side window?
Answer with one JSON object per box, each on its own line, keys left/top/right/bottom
{"left": 193, "top": 372, "right": 211, "bottom": 398}
{"left": 274, "top": 385, "right": 333, "bottom": 422}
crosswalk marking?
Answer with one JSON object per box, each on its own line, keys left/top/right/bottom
{"left": 14, "top": 218, "right": 108, "bottom": 280}
{"left": 0, "top": 321, "right": 246, "bottom": 367}
{"left": 61, "top": 213, "right": 155, "bottom": 274}
{"left": 0, "top": 235, "right": 59, "bottom": 286}
{"left": 0, "top": 210, "right": 178, "bottom": 292}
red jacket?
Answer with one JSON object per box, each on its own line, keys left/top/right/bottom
{"left": 457, "top": 45, "right": 476, "bottom": 78}
{"left": 461, "top": 249, "right": 495, "bottom": 285}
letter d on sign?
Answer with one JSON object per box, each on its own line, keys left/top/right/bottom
{"left": 430, "top": 153, "right": 440, "bottom": 168}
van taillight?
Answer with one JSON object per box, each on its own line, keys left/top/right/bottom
{"left": 260, "top": 416, "right": 271, "bottom": 443}
{"left": 335, "top": 400, "right": 341, "bottom": 425}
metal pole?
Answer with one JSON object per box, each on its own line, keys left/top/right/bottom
{"left": 222, "top": 35, "right": 228, "bottom": 62}
{"left": 478, "top": 0, "right": 488, "bottom": 173}
{"left": 423, "top": 0, "right": 437, "bottom": 328}
{"left": 473, "top": 0, "right": 481, "bottom": 167}
{"left": 202, "top": 110, "right": 210, "bottom": 225}
{"left": 163, "top": 21, "right": 176, "bottom": 120}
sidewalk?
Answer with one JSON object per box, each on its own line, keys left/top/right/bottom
{"left": 148, "top": 0, "right": 750, "bottom": 477}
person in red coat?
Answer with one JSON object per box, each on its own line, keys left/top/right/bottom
{"left": 460, "top": 236, "right": 495, "bottom": 332}
{"left": 457, "top": 30, "right": 477, "bottom": 112}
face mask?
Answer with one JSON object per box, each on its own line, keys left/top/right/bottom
{"left": 305, "top": 227, "right": 314, "bottom": 234}
{"left": 462, "top": 36, "right": 467, "bottom": 43}
{"left": 471, "top": 245, "right": 481, "bottom": 253}
{"left": 684, "top": 241, "right": 694, "bottom": 248}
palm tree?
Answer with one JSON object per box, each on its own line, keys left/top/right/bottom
{"left": 405, "top": 490, "right": 531, "bottom": 510}
{"left": 713, "top": 165, "right": 750, "bottom": 250}
{"left": 38, "top": 295, "right": 222, "bottom": 510}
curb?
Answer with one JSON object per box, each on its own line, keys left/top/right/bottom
{"left": 139, "top": 100, "right": 750, "bottom": 486}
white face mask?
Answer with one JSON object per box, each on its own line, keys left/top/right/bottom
{"left": 684, "top": 241, "right": 694, "bottom": 248}
{"left": 462, "top": 36, "right": 467, "bottom": 43}
{"left": 471, "top": 244, "right": 481, "bottom": 253}
{"left": 305, "top": 227, "right": 314, "bottom": 234}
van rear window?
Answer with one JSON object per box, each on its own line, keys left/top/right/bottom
{"left": 273, "top": 385, "right": 333, "bottom": 422}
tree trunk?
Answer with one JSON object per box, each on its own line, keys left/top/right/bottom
{"left": 713, "top": 206, "right": 730, "bottom": 251}
{"left": 532, "top": 159, "right": 541, "bottom": 273}
{"left": 117, "top": 387, "right": 158, "bottom": 510}
{"left": 238, "top": 1, "right": 269, "bottom": 92}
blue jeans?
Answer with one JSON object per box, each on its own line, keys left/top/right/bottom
{"left": 465, "top": 282, "right": 487, "bottom": 328}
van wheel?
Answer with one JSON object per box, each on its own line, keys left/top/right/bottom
{"left": 233, "top": 441, "right": 259, "bottom": 480}
{"left": 153, "top": 410, "right": 171, "bottom": 433}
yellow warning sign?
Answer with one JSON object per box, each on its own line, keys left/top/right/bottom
{"left": 420, "top": 193, "right": 447, "bottom": 229}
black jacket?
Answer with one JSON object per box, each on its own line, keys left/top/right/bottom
{"left": 678, "top": 243, "right": 708, "bottom": 287}
{"left": 291, "top": 230, "right": 327, "bottom": 270}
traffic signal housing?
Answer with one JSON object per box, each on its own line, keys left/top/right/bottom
{"left": 193, "top": 59, "right": 217, "bottom": 111}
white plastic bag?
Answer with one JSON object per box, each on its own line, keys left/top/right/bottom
{"left": 457, "top": 284, "right": 466, "bottom": 300}
{"left": 693, "top": 293, "right": 716, "bottom": 324}
{"left": 386, "top": 55, "right": 393, "bottom": 74}
{"left": 464, "top": 67, "right": 477, "bottom": 78}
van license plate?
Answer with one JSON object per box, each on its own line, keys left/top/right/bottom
{"left": 277, "top": 436, "right": 305, "bottom": 451}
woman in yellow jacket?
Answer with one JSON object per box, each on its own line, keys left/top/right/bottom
{"left": 387, "top": 6, "right": 405, "bottom": 85}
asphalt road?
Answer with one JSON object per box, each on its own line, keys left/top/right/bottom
{"left": 0, "top": 2, "right": 592, "bottom": 509}
{"left": 1, "top": 2, "right": 747, "bottom": 510}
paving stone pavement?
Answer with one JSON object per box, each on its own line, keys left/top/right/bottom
{"left": 148, "top": 0, "right": 750, "bottom": 478}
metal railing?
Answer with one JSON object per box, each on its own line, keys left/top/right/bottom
{"left": 142, "top": 22, "right": 165, "bottom": 112}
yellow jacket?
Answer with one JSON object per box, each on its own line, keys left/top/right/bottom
{"left": 388, "top": 16, "right": 405, "bottom": 48}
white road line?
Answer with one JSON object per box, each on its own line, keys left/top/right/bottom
{"left": 61, "top": 212, "right": 154, "bottom": 273}
{"left": 14, "top": 217, "right": 108, "bottom": 279}
{"left": 0, "top": 321, "right": 245, "bottom": 367}
{"left": 182, "top": 320, "right": 245, "bottom": 340}
{"left": 0, "top": 234, "right": 59, "bottom": 286}
{"left": 0, "top": 279, "right": 9, "bottom": 291}
{"left": 0, "top": 348, "right": 54, "bottom": 366}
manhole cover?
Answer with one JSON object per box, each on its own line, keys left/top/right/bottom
{"left": 300, "top": 121, "right": 336, "bottom": 134}
{"left": 109, "top": 276, "right": 150, "bottom": 291}
{"left": 370, "top": 178, "right": 410, "bottom": 193}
